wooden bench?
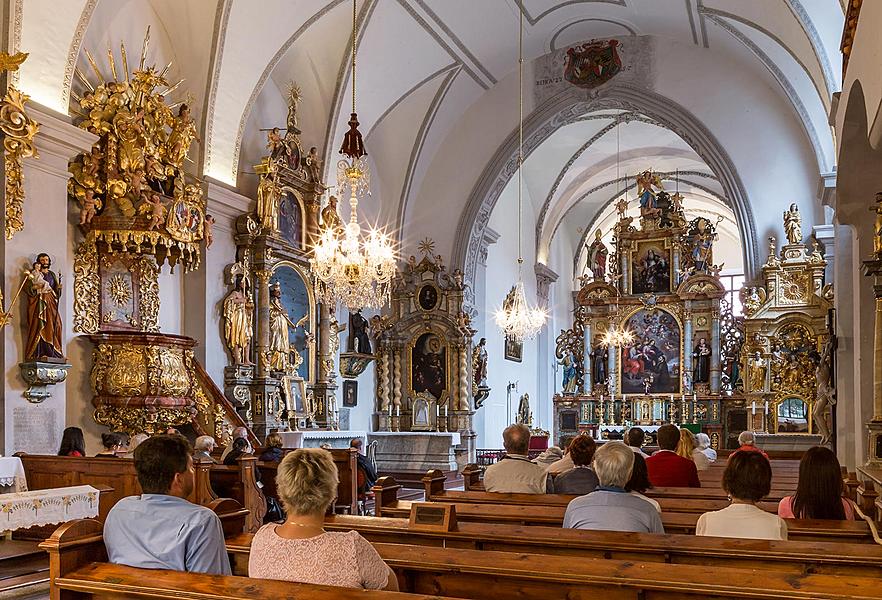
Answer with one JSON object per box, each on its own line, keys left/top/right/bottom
{"left": 257, "top": 447, "right": 359, "bottom": 515}
{"left": 225, "top": 515, "right": 882, "bottom": 577}
{"left": 204, "top": 457, "right": 267, "bottom": 532}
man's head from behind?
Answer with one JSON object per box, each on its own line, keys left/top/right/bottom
{"left": 502, "top": 423, "right": 531, "bottom": 455}
{"left": 656, "top": 424, "right": 680, "bottom": 451}
{"left": 593, "top": 441, "right": 635, "bottom": 488}
{"left": 133, "top": 435, "right": 193, "bottom": 497}
{"left": 626, "top": 427, "right": 645, "bottom": 449}
{"left": 350, "top": 438, "right": 363, "bottom": 453}
{"left": 569, "top": 434, "right": 597, "bottom": 467}
{"left": 738, "top": 430, "right": 756, "bottom": 447}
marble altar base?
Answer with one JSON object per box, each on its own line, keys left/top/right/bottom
{"left": 368, "top": 431, "right": 464, "bottom": 488}
{"left": 755, "top": 433, "right": 822, "bottom": 453}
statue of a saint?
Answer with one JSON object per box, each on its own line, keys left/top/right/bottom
{"left": 615, "top": 197, "right": 629, "bottom": 220}
{"left": 813, "top": 337, "right": 836, "bottom": 444}
{"left": 305, "top": 146, "right": 323, "bottom": 185}
{"left": 691, "top": 218, "right": 715, "bottom": 272}
{"left": 590, "top": 336, "right": 608, "bottom": 388}
{"left": 473, "top": 337, "right": 488, "bottom": 387}
{"left": 516, "top": 393, "right": 532, "bottom": 426}
{"left": 222, "top": 275, "right": 253, "bottom": 365}
{"left": 748, "top": 351, "right": 766, "bottom": 391}
{"left": 165, "top": 104, "right": 199, "bottom": 170}
{"left": 872, "top": 192, "right": 882, "bottom": 256}
{"left": 692, "top": 337, "right": 711, "bottom": 383}
{"left": 320, "top": 196, "right": 343, "bottom": 235}
{"left": 25, "top": 253, "right": 65, "bottom": 361}
{"left": 783, "top": 203, "right": 802, "bottom": 245}
{"left": 256, "top": 163, "right": 281, "bottom": 232}
{"left": 268, "top": 282, "right": 307, "bottom": 372}
{"left": 636, "top": 170, "right": 664, "bottom": 215}
{"left": 347, "top": 310, "right": 371, "bottom": 354}
{"left": 560, "top": 351, "right": 578, "bottom": 394}
{"left": 587, "top": 230, "right": 608, "bottom": 281}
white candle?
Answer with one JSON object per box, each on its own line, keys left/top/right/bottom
{"left": 751, "top": 401, "right": 756, "bottom": 415}
{"left": 395, "top": 405, "right": 400, "bottom": 417}
{"left": 764, "top": 401, "right": 768, "bottom": 415}
{"left": 388, "top": 404, "right": 393, "bottom": 417}
{"left": 693, "top": 392, "right": 697, "bottom": 402}
{"left": 436, "top": 404, "right": 440, "bottom": 417}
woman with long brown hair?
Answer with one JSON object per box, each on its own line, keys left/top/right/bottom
{"left": 778, "top": 446, "right": 855, "bottom": 520}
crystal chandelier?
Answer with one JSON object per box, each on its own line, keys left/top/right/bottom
{"left": 310, "top": 0, "right": 395, "bottom": 311}
{"left": 602, "top": 327, "right": 635, "bottom": 348}
{"left": 494, "top": 9, "right": 547, "bottom": 342}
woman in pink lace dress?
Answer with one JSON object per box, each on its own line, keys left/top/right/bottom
{"left": 248, "top": 448, "right": 398, "bottom": 590}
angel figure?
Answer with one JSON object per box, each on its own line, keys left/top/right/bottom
{"left": 267, "top": 127, "right": 284, "bottom": 161}
{"left": 615, "top": 197, "right": 629, "bottom": 219}
{"left": 79, "top": 189, "right": 98, "bottom": 225}
{"left": 636, "top": 170, "right": 664, "bottom": 214}
{"left": 203, "top": 214, "right": 215, "bottom": 249}
{"left": 144, "top": 192, "right": 166, "bottom": 231}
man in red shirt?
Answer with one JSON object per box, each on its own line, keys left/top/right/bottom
{"left": 730, "top": 430, "right": 769, "bottom": 460}
{"left": 645, "top": 424, "right": 700, "bottom": 487}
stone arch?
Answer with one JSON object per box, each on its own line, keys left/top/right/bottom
{"left": 452, "top": 84, "right": 758, "bottom": 304}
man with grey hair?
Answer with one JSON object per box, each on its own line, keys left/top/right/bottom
{"left": 563, "top": 441, "right": 664, "bottom": 533}
{"left": 193, "top": 436, "right": 217, "bottom": 463}
{"left": 483, "top": 423, "right": 547, "bottom": 494}
{"left": 220, "top": 427, "right": 250, "bottom": 461}
{"left": 733, "top": 430, "right": 768, "bottom": 460}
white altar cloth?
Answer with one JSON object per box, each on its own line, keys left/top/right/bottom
{"left": 0, "top": 485, "right": 99, "bottom": 531}
{"left": 0, "top": 457, "right": 27, "bottom": 492}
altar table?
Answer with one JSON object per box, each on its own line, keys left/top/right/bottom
{"left": 0, "top": 457, "right": 27, "bottom": 493}
{"left": 0, "top": 485, "right": 99, "bottom": 532}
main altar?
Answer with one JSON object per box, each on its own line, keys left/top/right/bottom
{"left": 553, "top": 173, "right": 834, "bottom": 450}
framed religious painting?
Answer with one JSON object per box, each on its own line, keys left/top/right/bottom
{"left": 277, "top": 189, "right": 304, "bottom": 250}
{"left": 409, "top": 331, "right": 448, "bottom": 404}
{"left": 504, "top": 334, "right": 523, "bottom": 362}
{"left": 620, "top": 307, "right": 681, "bottom": 394}
{"left": 342, "top": 380, "right": 357, "bottom": 407}
{"left": 631, "top": 240, "right": 672, "bottom": 294}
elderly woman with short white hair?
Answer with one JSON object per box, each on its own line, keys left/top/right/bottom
{"left": 563, "top": 441, "right": 665, "bottom": 534}
{"left": 249, "top": 448, "right": 398, "bottom": 591}
{"left": 695, "top": 433, "right": 717, "bottom": 463}
{"left": 193, "top": 435, "right": 217, "bottom": 463}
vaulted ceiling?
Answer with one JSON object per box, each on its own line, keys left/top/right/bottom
{"left": 13, "top": 0, "right": 843, "bottom": 278}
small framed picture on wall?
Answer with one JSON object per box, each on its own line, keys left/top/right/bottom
{"left": 342, "top": 380, "right": 358, "bottom": 407}
{"left": 504, "top": 334, "right": 523, "bottom": 362}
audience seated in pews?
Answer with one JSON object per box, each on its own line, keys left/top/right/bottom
{"left": 676, "top": 428, "right": 710, "bottom": 471}
{"left": 626, "top": 427, "right": 650, "bottom": 458}
{"left": 225, "top": 437, "right": 262, "bottom": 483}
{"left": 731, "top": 430, "right": 769, "bottom": 460}
{"left": 104, "top": 434, "right": 232, "bottom": 574}
{"left": 564, "top": 441, "right": 664, "bottom": 533}
{"left": 545, "top": 435, "right": 575, "bottom": 475}
{"left": 249, "top": 448, "right": 398, "bottom": 591}
{"left": 695, "top": 433, "right": 717, "bottom": 463}
{"left": 549, "top": 434, "right": 598, "bottom": 495}
{"left": 95, "top": 432, "right": 125, "bottom": 458}
{"left": 259, "top": 433, "right": 285, "bottom": 462}
{"left": 533, "top": 445, "right": 563, "bottom": 467}
{"left": 221, "top": 427, "right": 250, "bottom": 461}
{"left": 483, "top": 424, "right": 547, "bottom": 494}
{"left": 778, "top": 446, "right": 855, "bottom": 520}
{"left": 193, "top": 435, "right": 217, "bottom": 463}
{"left": 645, "top": 424, "right": 700, "bottom": 488}
{"left": 350, "top": 438, "right": 378, "bottom": 491}
{"left": 624, "top": 453, "right": 661, "bottom": 513}
{"left": 125, "top": 433, "right": 149, "bottom": 458}
{"left": 696, "top": 450, "right": 787, "bottom": 540}
{"left": 58, "top": 426, "right": 85, "bottom": 457}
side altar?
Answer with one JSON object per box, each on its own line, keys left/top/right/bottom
{"left": 553, "top": 172, "right": 736, "bottom": 450}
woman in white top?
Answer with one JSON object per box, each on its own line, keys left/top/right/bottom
{"left": 695, "top": 433, "right": 717, "bottom": 463}
{"left": 696, "top": 451, "right": 787, "bottom": 541}
{"left": 676, "top": 428, "right": 710, "bottom": 471}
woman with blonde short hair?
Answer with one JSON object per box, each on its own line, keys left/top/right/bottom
{"left": 259, "top": 432, "right": 285, "bottom": 462}
{"left": 248, "top": 448, "right": 398, "bottom": 590}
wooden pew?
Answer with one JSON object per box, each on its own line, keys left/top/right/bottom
{"left": 39, "top": 519, "right": 429, "bottom": 600}
{"left": 376, "top": 477, "right": 871, "bottom": 542}
{"left": 46, "top": 517, "right": 882, "bottom": 600}
{"left": 206, "top": 457, "right": 266, "bottom": 532}
{"left": 257, "top": 447, "right": 359, "bottom": 515}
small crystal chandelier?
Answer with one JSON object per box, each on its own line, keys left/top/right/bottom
{"left": 602, "top": 327, "right": 635, "bottom": 348}
{"left": 311, "top": 0, "right": 395, "bottom": 311}
{"left": 494, "top": 9, "right": 547, "bottom": 342}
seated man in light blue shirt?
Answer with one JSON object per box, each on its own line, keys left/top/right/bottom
{"left": 103, "top": 434, "right": 231, "bottom": 575}
{"left": 563, "top": 441, "right": 664, "bottom": 534}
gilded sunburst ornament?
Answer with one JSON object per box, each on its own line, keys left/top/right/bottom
{"left": 108, "top": 274, "right": 132, "bottom": 307}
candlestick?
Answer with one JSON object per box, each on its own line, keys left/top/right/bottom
{"left": 396, "top": 405, "right": 400, "bottom": 417}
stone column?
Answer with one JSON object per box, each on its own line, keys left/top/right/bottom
{"left": 683, "top": 305, "right": 694, "bottom": 392}
{"left": 311, "top": 303, "right": 338, "bottom": 428}
{"left": 253, "top": 268, "right": 272, "bottom": 379}
{"left": 710, "top": 307, "right": 721, "bottom": 394}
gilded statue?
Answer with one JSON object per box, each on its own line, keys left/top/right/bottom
{"left": 636, "top": 169, "right": 664, "bottom": 215}
{"left": 25, "top": 253, "right": 65, "bottom": 361}
{"left": 748, "top": 351, "right": 766, "bottom": 392}
{"left": 223, "top": 275, "right": 253, "bottom": 365}
{"left": 268, "top": 282, "right": 308, "bottom": 372}
{"left": 516, "top": 393, "right": 532, "bottom": 426}
{"left": 320, "top": 196, "right": 343, "bottom": 235}
{"left": 256, "top": 160, "right": 281, "bottom": 232}
{"left": 267, "top": 127, "right": 284, "bottom": 162}
{"left": 783, "top": 203, "right": 802, "bottom": 245}
{"left": 305, "top": 146, "right": 323, "bottom": 185}
{"left": 872, "top": 191, "right": 882, "bottom": 256}
{"left": 164, "top": 104, "right": 199, "bottom": 169}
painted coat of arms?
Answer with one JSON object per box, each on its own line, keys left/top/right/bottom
{"left": 564, "top": 40, "right": 622, "bottom": 88}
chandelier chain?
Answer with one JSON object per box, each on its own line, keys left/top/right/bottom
{"left": 517, "top": 6, "right": 524, "bottom": 269}
{"left": 351, "top": 0, "right": 357, "bottom": 114}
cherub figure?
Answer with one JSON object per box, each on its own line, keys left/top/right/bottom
{"left": 204, "top": 214, "right": 216, "bottom": 248}
{"left": 615, "top": 197, "right": 629, "bottom": 219}
{"left": 146, "top": 192, "right": 166, "bottom": 231}
{"left": 267, "top": 127, "right": 284, "bottom": 161}
{"left": 79, "top": 189, "right": 98, "bottom": 225}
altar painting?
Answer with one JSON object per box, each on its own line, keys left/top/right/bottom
{"left": 272, "top": 264, "right": 312, "bottom": 380}
{"left": 410, "top": 332, "right": 447, "bottom": 402}
{"left": 620, "top": 308, "right": 681, "bottom": 394}
{"left": 632, "top": 241, "right": 671, "bottom": 294}
{"left": 278, "top": 190, "right": 303, "bottom": 249}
